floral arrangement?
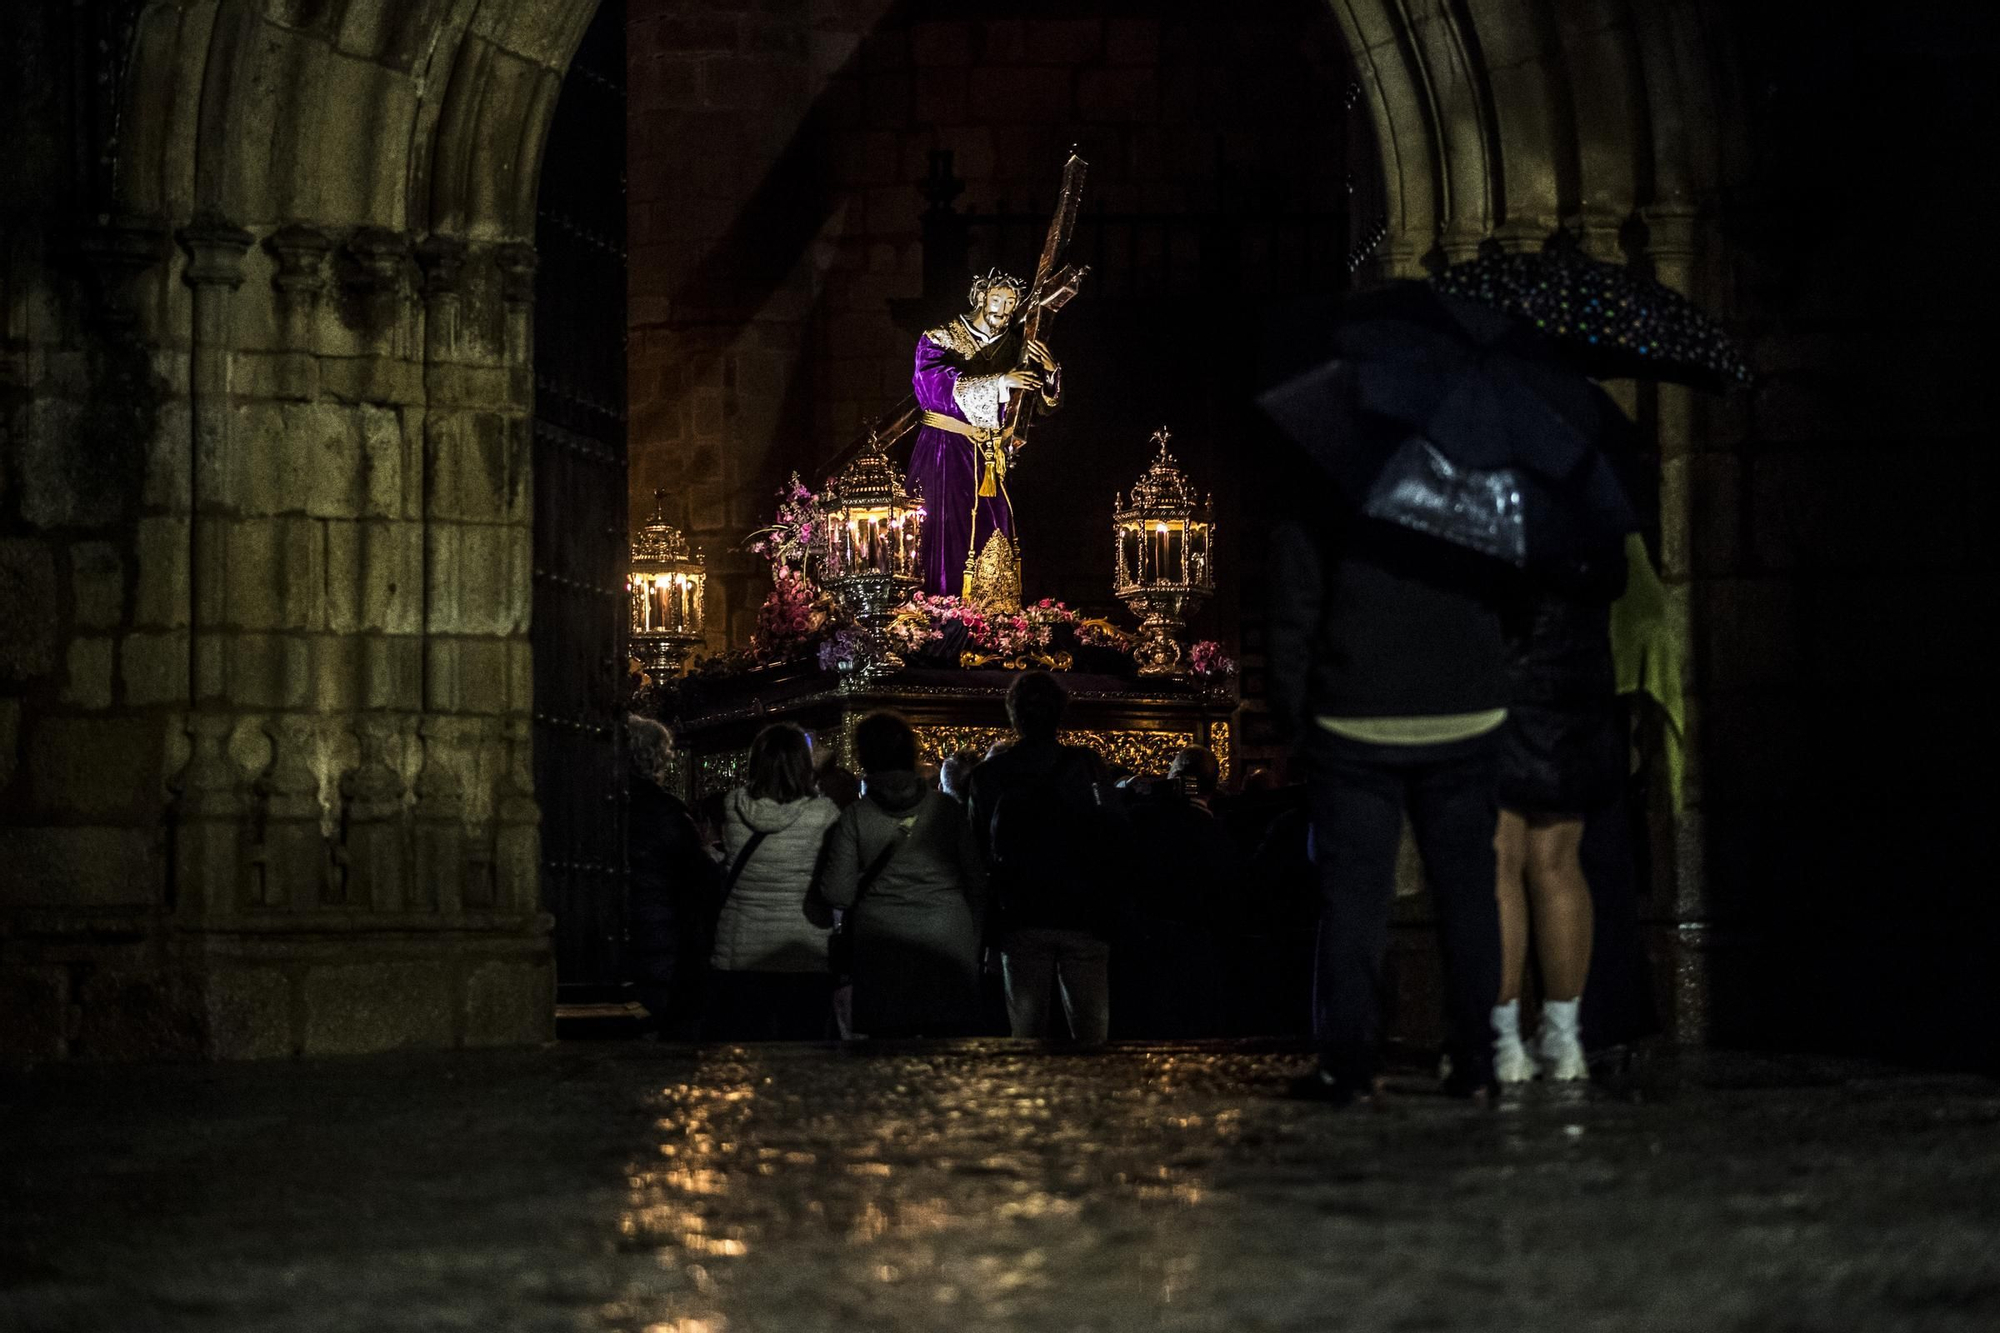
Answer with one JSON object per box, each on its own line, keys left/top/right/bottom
{"left": 1188, "top": 639, "right": 1237, "bottom": 679}
{"left": 751, "top": 565, "right": 842, "bottom": 665}
{"left": 816, "top": 625, "right": 890, "bottom": 676}
{"left": 745, "top": 473, "right": 819, "bottom": 575}
{"left": 883, "top": 595, "right": 1093, "bottom": 668}
{"left": 680, "top": 477, "right": 1200, "bottom": 682}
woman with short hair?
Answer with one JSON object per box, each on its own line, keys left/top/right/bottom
{"left": 814, "top": 711, "right": 987, "bottom": 1038}
{"left": 707, "top": 722, "right": 841, "bottom": 1040}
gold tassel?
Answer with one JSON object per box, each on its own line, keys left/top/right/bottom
{"left": 977, "top": 464, "right": 996, "bottom": 498}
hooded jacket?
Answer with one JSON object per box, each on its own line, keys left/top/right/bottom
{"left": 815, "top": 772, "right": 986, "bottom": 1036}
{"left": 710, "top": 786, "right": 840, "bottom": 973}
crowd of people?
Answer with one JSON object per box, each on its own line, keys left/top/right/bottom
{"left": 627, "top": 567, "right": 1652, "bottom": 1099}
{"left": 626, "top": 672, "right": 1320, "bottom": 1049}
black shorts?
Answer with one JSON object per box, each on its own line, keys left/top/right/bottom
{"left": 1497, "top": 701, "right": 1625, "bottom": 817}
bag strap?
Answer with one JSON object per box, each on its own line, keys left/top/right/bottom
{"left": 719, "top": 830, "right": 769, "bottom": 907}
{"left": 849, "top": 810, "right": 916, "bottom": 912}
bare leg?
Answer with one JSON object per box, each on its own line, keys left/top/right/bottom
{"left": 1522, "top": 816, "right": 1593, "bottom": 1001}
{"left": 1493, "top": 810, "right": 1531, "bottom": 1005}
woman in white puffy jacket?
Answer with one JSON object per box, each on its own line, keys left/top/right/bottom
{"left": 706, "top": 722, "right": 841, "bottom": 1040}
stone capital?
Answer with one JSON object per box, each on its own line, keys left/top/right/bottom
{"left": 177, "top": 215, "right": 255, "bottom": 289}
{"left": 343, "top": 227, "right": 411, "bottom": 295}
{"left": 1639, "top": 201, "right": 1703, "bottom": 264}
{"left": 1488, "top": 217, "right": 1550, "bottom": 256}
{"left": 265, "top": 223, "right": 334, "bottom": 294}
{"left": 65, "top": 214, "right": 170, "bottom": 325}
{"left": 494, "top": 242, "right": 538, "bottom": 305}
{"left": 414, "top": 234, "right": 470, "bottom": 298}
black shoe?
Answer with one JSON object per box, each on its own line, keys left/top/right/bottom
{"left": 1288, "top": 1068, "right": 1371, "bottom": 1106}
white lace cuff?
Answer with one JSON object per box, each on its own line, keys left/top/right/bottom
{"left": 952, "top": 373, "right": 1008, "bottom": 430}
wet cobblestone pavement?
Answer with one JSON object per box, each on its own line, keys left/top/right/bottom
{"left": 4, "top": 1042, "right": 1998, "bottom": 1332}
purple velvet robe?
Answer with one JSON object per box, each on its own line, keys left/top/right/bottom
{"left": 906, "top": 319, "right": 1014, "bottom": 598}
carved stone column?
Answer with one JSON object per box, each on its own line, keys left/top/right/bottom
{"left": 337, "top": 715, "right": 409, "bottom": 911}
{"left": 411, "top": 716, "right": 466, "bottom": 913}
{"left": 495, "top": 243, "right": 538, "bottom": 366}
{"left": 177, "top": 216, "right": 254, "bottom": 706}
{"left": 265, "top": 223, "right": 332, "bottom": 398}
{"left": 170, "top": 218, "right": 255, "bottom": 927}
{"left": 246, "top": 716, "right": 330, "bottom": 912}
{"left": 1639, "top": 199, "right": 1711, "bottom": 1043}
{"left": 169, "top": 713, "right": 247, "bottom": 926}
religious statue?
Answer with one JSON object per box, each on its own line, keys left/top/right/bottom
{"left": 906, "top": 269, "right": 1061, "bottom": 607}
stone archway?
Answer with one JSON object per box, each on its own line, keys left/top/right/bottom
{"left": 0, "top": 0, "right": 1745, "bottom": 1057}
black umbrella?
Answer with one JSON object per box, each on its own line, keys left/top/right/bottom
{"left": 1256, "top": 282, "right": 1639, "bottom": 567}
{"left": 1431, "top": 247, "right": 1751, "bottom": 392}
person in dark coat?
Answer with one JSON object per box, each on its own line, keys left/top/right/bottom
{"left": 815, "top": 711, "right": 987, "bottom": 1038}
{"left": 626, "top": 714, "right": 720, "bottom": 1036}
{"left": 1118, "top": 746, "right": 1240, "bottom": 1037}
{"left": 966, "top": 671, "right": 1125, "bottom": 1044}
{"left": 1268, "top": 468, "right": 1510, "bottom": 1104}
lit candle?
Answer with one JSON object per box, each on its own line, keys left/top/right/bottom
{"left": 1165, "top": 521, "right": 1183, "bottom": 582}
{"left": 1152, "top": 521, "right": 1168, "bottom": 582}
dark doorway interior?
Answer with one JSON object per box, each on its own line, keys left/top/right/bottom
{"left": 533, "top": 0, "right": 631, "bottom": 1003}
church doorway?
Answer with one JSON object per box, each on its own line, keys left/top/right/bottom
{"left": 533, "top": 1, "right": 632, "bottom": 1004}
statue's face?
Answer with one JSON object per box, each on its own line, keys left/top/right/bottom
{"left": 976, "top": 285, "right": 1020, "bottom": 329}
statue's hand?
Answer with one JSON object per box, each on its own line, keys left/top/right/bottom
{"left": 1022, "top": 338, "right": 1057, "bottom": 371}
{"left": 999, "top": 369, "right": 1044, "bottom": 393}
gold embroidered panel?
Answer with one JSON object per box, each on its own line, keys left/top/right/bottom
{"left": 917, "top": 723, "right": 1230, "bottom": 784}
{"left": 924, "top": 316, "right": 994, "bottom": 359}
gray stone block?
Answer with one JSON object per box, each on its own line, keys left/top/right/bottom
{"left": 71, "top": 542, "right": 125, "bottom": 629}
{"left": 122, "top": 631, "right": 191, "bottom": 706}
{"left": 0, "top": 967, "right": 68, "bottom": 1058}
{"left": 63, "top": 637, "right": 115, "bottom": 709}
{"left": 357, "top": 404, "right": 409, "bottom": 518}
{"left": 133, "top": 516, "right": 191, "bottom": 629}
{"left": 203, "top": 966, "right": 297, "bottom": 1060}
{"left": 0, "top": 698, "right": 19, "bottom": 789}
{"left": 0, "top": 826, "right": 157, "bottom": 907}
{"left": 302, "top": 961, "right": 455, "bottom": 1055}
{"left": 0, "top": 539, "right": 60, "bottom": 681}
{"left": 74, "top": 968, "right": 202, "bottom": 1059}
{"left": 464, "top": 958, "right": 554, "bottom": 1047}
{"left": 23, "top": 719, "right": 162, "bottom": 820}
{"left": 360, "top": 520, "right": 423, "bottom": 634}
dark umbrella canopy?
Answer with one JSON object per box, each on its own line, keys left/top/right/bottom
{"left": 1431, "top": 248, "right": 1751, "bottom": 392}
{"left": 1256, "top": 282, "right": 1639, "bottom": 567}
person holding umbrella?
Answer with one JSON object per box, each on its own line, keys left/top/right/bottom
{"left": 1430, "top": 240, "right": 1746, "bottom": 1080}
{"left": 1260, "top": 282, "right": 1648, "bottom": 1105}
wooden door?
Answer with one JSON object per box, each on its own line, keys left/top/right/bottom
{"left": 532, "top": 0, "right": 629, "bottom": 1002}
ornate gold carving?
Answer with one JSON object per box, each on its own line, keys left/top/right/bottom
{"left": 965, "top": 532, "right": 1021, "bottom": 611}
{"left": 915, "top": 725, "right": 1231, "bottom": 782}
{"left": 924, "top": 315, "right": 1000, "bottom": 360}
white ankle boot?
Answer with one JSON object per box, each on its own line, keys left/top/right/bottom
{"left": 1535, "top": 998, "right": 1588, "bottom": 1081}
{"left": 1491, "top": 1000, "right": 1534, "bottom": 1083}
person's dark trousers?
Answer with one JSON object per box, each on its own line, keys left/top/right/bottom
{"left": 1305, "top": 728, "right": 1503, "bottom": 1085}
{"left": 702, "top": 970, "right": 833, "bottom": 1041}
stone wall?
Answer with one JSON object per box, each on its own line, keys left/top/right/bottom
{"left": 0, "top": 0, "right": 591, "bottom": 1059}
